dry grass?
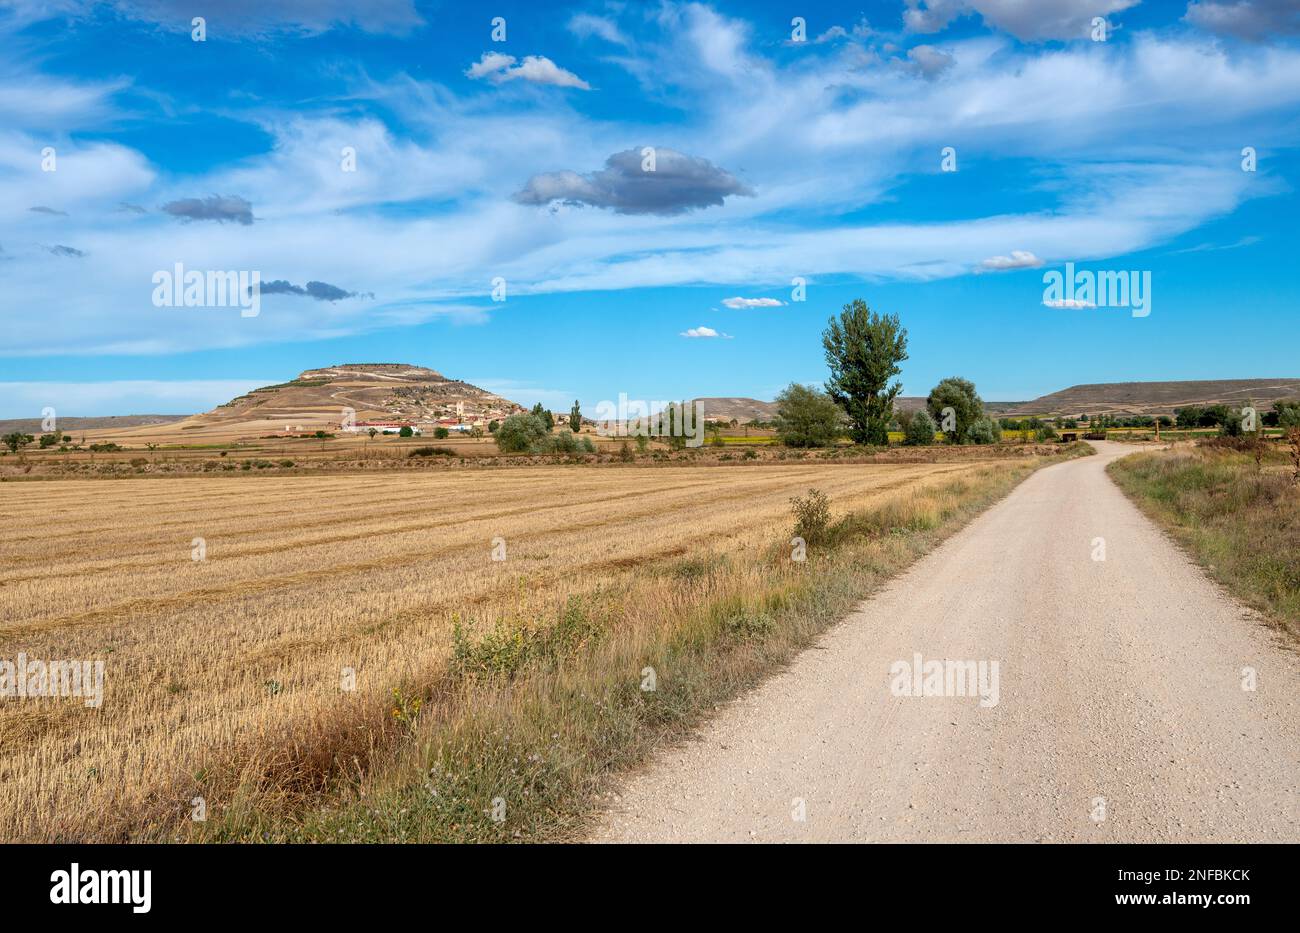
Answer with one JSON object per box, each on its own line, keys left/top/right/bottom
{"left": 1, "top": 458, "right": 1022, "bottom": 842}
{"left": 1109, "top": 443, "right": 1300, "bottom": 642}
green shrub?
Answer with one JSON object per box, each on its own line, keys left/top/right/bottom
{"left": 904, "top": 410, "right": 936, "bottom": 446}
{"left": 495, "top": 413, "right": 549, "bottom": 453}
{"left": 773, "top": 383, "right": 842, "bottom": 448}
{"left": 967, "top": 418, "right": 999, "bottom": 445}
{"left": 790, "top": 487, "right": 832, "bottom": 545}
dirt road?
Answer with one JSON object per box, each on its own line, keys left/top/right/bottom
{"left": 592, "top": 442, "right": 1300, "bottom": 842}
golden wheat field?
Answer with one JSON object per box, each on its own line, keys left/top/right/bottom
{"left": 0, "top": 460, "right": 1004, "bottom": 841}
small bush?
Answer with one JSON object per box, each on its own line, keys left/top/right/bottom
{"left": 790, "top": 487, "right": 832, "bottom": 546}
{"left": 409, "top": 446, "right": 457, "bottom": 458}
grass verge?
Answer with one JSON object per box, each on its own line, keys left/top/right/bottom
{"left": 1109, "top": 443, "right": 1300, "bottom": 643}
{"left": 193, "top": 443, "right": 1093, "bottom": 843}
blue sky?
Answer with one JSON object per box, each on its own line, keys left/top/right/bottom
{"left": 1, "top": 0, "right": 1298, "bottom": 417}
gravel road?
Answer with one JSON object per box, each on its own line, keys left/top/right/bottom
{"left": 592, "top": 442, "right": 1300, "bottom": 843}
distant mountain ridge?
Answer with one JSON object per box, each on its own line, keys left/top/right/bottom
{"left": 1000, "top": 378, "right": 1300, "bottom": 417}
{"left": 697, "top": 379, "right": 1300, "bottom": 422}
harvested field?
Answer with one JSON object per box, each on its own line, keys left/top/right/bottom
{"left": 0, "top": 459, "right": 1007, "bottom": 841}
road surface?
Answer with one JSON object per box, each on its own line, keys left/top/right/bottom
{"left": 592, "top": 442, "right": 1300, "bottom": 842}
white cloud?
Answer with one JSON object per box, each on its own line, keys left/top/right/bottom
{"left": 907, "top": 45, "right": 955, "bottom": 78}
{"left": 722, "top": 297, "right": 784, "bottom": 308}
{"left": 5, "top": 0, "right": 425, "bottom": 36}
{"left": 977, "top": 250, "right": 1044, "bottom": 272}
{"left": 680, "top": 326, "right": 730, "bottom": 338}
{"left": 568, "top": 13, "right": 630, "bottom": 47}
{"left": 904, "top": 0, "right": 1138, "bottom": 40}
{"left": 1043, "top": 298, "right": 1097, "bottom": 309}
{"left": 1185, "top": 0, "right": 1300, "bottom": 40}
{"left": 465, "top": 52, "right": 591, "bottom": 89}
{"left": 4, "top": 6, "right": 1300, "bottom": 359}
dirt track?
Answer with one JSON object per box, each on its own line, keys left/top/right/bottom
{"left": 592, "top": 442, "right": 1300, "bottom": 842}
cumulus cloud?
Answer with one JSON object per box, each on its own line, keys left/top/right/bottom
{"left": 722, "top": 297, "right": 784, "bottom": 308}
{"left": 514, "top": 148, "right": 753, "bottom": 216}
{"left": 904, "top": 0, "right": 1138, "bottom": 41}
{"left": 161, "top": 195, "right": 253, "bottom": 225}
{"left": 977, "top": 250, "right": 1044, "bottom": 272}
{"left": 465, "top": 52, "right": 591, "bottom": 89}
{"left": 907, "top": 45, "right": 955, "bottom": 79}
{"left": 1184, "top": 0, "right": 1300, "bottom": 40}
{"left": 809, "top": 19, "right": 873, "bottom": 43}
{"left": 256, "top": 280, "right": 370, "bottom": 301}
{"left": 680, "top": 326, "right": 730, "bottom": 338}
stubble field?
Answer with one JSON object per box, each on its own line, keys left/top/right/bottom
{"left": 0, "top": 458, "right": 1011, "bottom": 841}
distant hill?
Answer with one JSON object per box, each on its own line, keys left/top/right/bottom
{"left": 694, "top": 397, "right": 778, "bottom": 423}
{"left": 199, "top": 363, "right": 524, "bottom": 426}
{"left": 1002, "top": 379, "right": 1300, "bottom": 418}
{"left": 82, "top": 364, "right": 526, "bottom": 444}
{"left": 696, "top": 395, "right": 1023, "bottom": 422}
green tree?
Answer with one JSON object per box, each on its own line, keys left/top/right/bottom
{"left": 659, "top": 402, "right": 688, "bottom": 450}
{"left": 488, "top": 419, "right": 499, "bottom": 433}
{"left": 569, "top": 400, "right": 581, "bottom": 433}
{"left": 2, "top": 432, "right": 33, "bottom": 453}
{"left": 927, "top": 377, "right": 983, "bottom": 444}
{"left": 903, "top": 409, "right": 936, "bottom": 446}
{"left": 821, "top": 300, "right": 908, "bottom": 445}
{"left": 433, "top": 427, "right": 449, "bottom": 439}
{"left": 495, "top": 413, "right": 549, "bottom": 453}
{"left": 967, "top": 417, "right": 1000, "bottom": 445}
{"left": 1273, "top": 400, "right": 1300, "bottom": 428}
{"left": 399, "top": 425, "right": 413, "bottom": 437}
{"left": 773, "top": 383, "right": 842, "bottom": 448}
{"left": 531, "top": 403, "right": 554, "bottom": 431}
